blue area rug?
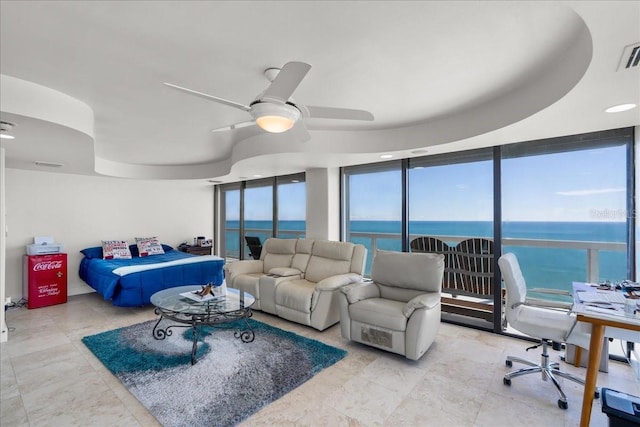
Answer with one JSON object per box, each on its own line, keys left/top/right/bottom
{"left": 82, "top": 318, "right": 347, "bottom": 427}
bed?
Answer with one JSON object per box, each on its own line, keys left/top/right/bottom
{"left": 79, "top": 244, "right": 225, "bottom": 307}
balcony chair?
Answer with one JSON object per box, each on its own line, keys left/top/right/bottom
{"left": 339, "top": 249, "right": 444, "bottom": 360}
{"left": 244, "top": 236, "right": 262, "bottom": 260}
{"left": 411, "top": 236, "right": 495, "bottom": 322}
{"left": 410, "top": 236, "right": 457, "bottom": 287}
{"left": 452, "top": 238, "right": 494, "bottom": 298}
{"left": 498, "top": 252, "right": 594, "bottom": 409}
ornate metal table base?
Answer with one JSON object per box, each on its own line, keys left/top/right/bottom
{"left": 152, "top": 307, "right": 254, "bottom": 365}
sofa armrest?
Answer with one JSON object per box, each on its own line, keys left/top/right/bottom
{"left": 403, "top": 293, "right": 441, "bottom": 317}
{"left": 226, "top": 260, "right": 264, "bottom": 277}
{"left": 340, "top": 281, "right": 380, "bottom": 304}
{"left": 316, "top": 273, "right": 363, "bottom": 292}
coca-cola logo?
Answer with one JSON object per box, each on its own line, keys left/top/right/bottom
{"left": 33, "top": 261, "right": 63, "bottom": 271}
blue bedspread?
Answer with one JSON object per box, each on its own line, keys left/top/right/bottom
{"left": 79, "top": 249, "right": 225, "bottom": 307}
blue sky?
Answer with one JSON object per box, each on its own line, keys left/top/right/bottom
{"left": 226, "top": 182, "right": 306, "bottom": 221}
{"left": 349, "top": 145, "right": 627, "bottom": 222}
{"left": 228, "top": 145, "right": 627, "bottom": 223}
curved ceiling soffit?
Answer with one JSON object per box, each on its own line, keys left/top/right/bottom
{"left": 0, "top": 74, "right": 94, "bottom": 140}
{"left": 232, "top": 8, "right": 593, "bottom": 161}
{"left": 4, "top": 7, "right": 592, "bottom": 181}
{"left": 223, "top": 8, "right": 594, "bottom": 175}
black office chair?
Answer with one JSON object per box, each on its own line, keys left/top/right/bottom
{"left": 245, "top": 236, "right": 262, "bottom": 260}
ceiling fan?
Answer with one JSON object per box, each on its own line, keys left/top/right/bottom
{"left": 164, "top": 61, "right": 374, "bottom": 136}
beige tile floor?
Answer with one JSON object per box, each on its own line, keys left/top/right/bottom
{"left": 1, "top": 292, "right": 638, "bottom": 427}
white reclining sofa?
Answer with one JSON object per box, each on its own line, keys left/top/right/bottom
{"left": 226, "top": 238, "right": 367, "bottom": 331}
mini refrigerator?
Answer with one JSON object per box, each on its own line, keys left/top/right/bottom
{"left": 23, "top": 253, "right": 67, "bottom": 309}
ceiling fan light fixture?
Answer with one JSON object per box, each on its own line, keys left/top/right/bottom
{"left": 251, "top": 103, "right": 300, "bottom": 133}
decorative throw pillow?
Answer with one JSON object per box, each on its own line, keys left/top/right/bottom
{"left": 101, "top": 240, "right": 132, "bottom": 259}
{"left": 135, "top": 236, "right": 165, "bottom": 257}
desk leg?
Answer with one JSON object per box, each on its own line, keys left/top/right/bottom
{"left": 580, "top": 324, "right": 605, "bottom": 427}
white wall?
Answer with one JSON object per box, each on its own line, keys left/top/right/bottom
{"left": 4, "top": 169, "right": 214, "bottom": 301}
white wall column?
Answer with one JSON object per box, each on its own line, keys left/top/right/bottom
{"left": 305, "top": 167, "right": 340, "bottom": 240}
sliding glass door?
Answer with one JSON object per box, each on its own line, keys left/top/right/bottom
{"left": 408, "top": 149, "right": 494, "bottom": 327}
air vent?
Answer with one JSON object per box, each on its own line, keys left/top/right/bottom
{"left": 618, "top": 42, "right": 640, "bottom": 70}
{"left": 34, "top": 161, "right": 64, "bottom": 168}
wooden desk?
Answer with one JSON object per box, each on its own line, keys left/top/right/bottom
{"left": 575, "top": 311, "right": 640, "bottom": 427}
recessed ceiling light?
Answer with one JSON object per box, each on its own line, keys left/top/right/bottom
{"left": 411, "top": 149, "right": 428, "bottom": 155}
{"left": 380, "top": 154, "right": 393, "bottom": 159}
{"left": 0, "top": 134, "right": 14, "bottom": 140}
{"left": 253, "top": 174, "right": 262, "bottom": 178}
{"left": 605, "top": 103, "right": 637, "bottom": 113}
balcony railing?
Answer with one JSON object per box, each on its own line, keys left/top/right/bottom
{"left": 351, "top": 232, "right": 626, "bottom": 284}
{"left": 223, "top": 229, "right": 626, "bottom": 284}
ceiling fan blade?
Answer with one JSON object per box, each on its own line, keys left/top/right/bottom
{"left": 261, "top": 61, "right": 312, "bottom": 104}
{"left": 211, "top": 121, "right": 256, "bottom": 133}
{"left": 306, "top": 105, "right": 374, "bottom": 121}
{"left": 289, "top": 121, "right": 311, "bottom": 143}
{"left": 164, "top": 82, "right": 251, "bottom": 112}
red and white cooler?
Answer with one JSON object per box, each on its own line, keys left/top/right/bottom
{"left": 23, "top": 253, "right": 68, "bottom": 309}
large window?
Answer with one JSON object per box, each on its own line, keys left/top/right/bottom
{"left": 342, "top": 128, "right": 634, "bottom": 332}
{"left": 220, "top": 184, "right": 240, "bottom": 259}
{"left": 218, "top": 173, "right": 305, "bottom": 260}
{"left": 277, "top": 175, "right": 306, "bottom": 239}
{"left": 408, "top": 150, "right": 494, "bottom": 327}
{"left": 501, "top": 134, "right": 631, "bottom": 295}
{"left": 343, "top": 161, "right": 403, "bottom": 274}
{"left": 244, "top": 179, "right": 274, "bottom": 259}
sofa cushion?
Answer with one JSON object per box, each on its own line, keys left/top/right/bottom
{"left": 305, "top": 240, "right": 355, "bottom": 283}
{"left": 234, "top": 273, "right": 262, "bottom": 294}
{"left": 291, "top": 238, "right": 314, "bottom": 273}
{"left": 275, "top": 279, "right": 315, "bottom": 313}
{"left": 372, "top": 250, "right": 444, "bottom": 293}
{"left": 262, "top": 238, "right": 297, "bottom": 272}
{"left": 349, "top": 298, "right": 408, "bottom": 331}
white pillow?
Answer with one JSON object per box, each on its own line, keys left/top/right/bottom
{"left": 102, "top": 240, "right": 132, "bottom": 259}
{"left": 135, "top": 236, "right": 165, "bottom": 257}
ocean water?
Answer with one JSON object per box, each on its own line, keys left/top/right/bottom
{"left": 225, "top": 220, "right": 628, "bottom": 292}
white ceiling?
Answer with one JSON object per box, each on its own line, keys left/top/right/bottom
{"left": 1, "top": 1, "right": 639, "bottom": 183}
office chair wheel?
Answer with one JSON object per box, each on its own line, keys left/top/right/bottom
{"left": 505, "top": 360, "right": 513, "bottom": 367}
{"left": 595, "top": 390, "right": 600, "bottom": 399}
{"left": 557, "top": 400, "right": 568, "bottom": 410}
{"left": 503, "top": 377, "right": 511, "bottom": 386}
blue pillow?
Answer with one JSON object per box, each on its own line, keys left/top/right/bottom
{"left": 80, "top": 246, "right": 103, "bottom": 259}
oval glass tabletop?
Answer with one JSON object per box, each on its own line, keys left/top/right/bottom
{"left": 150, "top": 285, "right": 255, "bottom": 316}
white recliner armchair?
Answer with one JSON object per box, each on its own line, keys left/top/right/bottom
{"left": 339, "top": 249, "right": 444, "bottom": 360}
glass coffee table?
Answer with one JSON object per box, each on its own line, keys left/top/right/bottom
{"left": 150, "top": 285, "right": 255, "bottom": 365}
